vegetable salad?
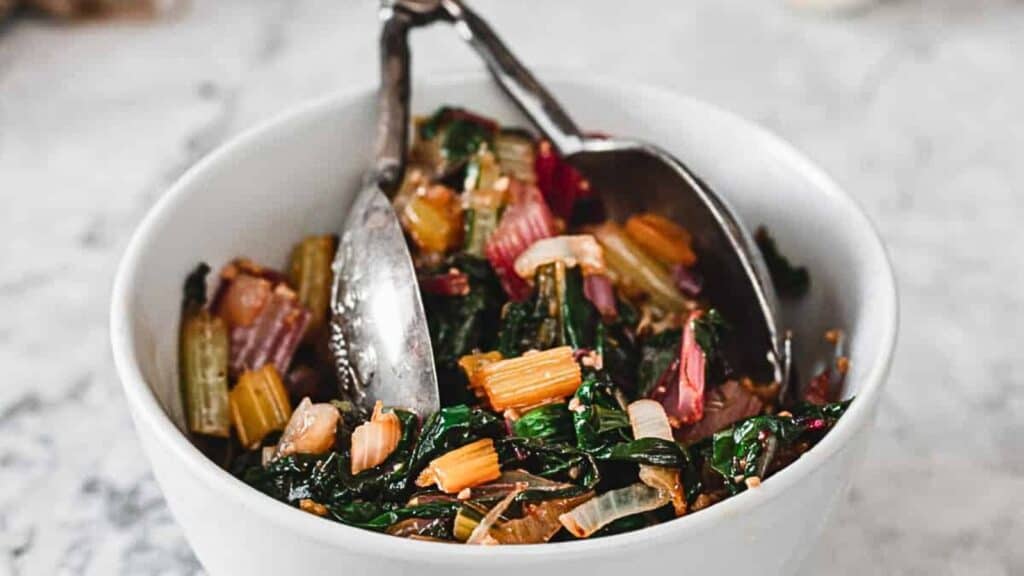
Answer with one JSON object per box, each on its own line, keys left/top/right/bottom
{"left": 178, "top": 106, "right": 850, "bottom": 544}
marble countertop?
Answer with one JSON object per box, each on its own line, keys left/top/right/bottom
{"left": 2, "top": 0, "right": 1022, "bottom": 574}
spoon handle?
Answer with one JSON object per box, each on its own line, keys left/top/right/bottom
{"left": 439, "top": 0, "right": 586, "bottom": 156}
{"left": 376, "top": 5, "right": 414, "bottom": 195}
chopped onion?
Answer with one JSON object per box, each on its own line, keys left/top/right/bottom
{"left": 216, "top": 273, "right": 272, "bottom": 328}
{"left": 558, "top": 483, "right": 669, "bottom": 538}
{"left": 273, "top": 397, "right": 341, "bottom": 460}
{"left": 627, "top": 400, "right": 687, "bottom": 515}
{"left": 387, "top": 517, "right": 449, "bottom": 539}
{"left": 513, "top": 235, "right": 606, "bottom": 280}
{"left": 350, "top": 401, "right": 402, "bottom": 475}
{"left": 491, "top": 493, "right": 593, "bottom": 544}
{"left": 627, "top": 399, "right": 674, "bottom": 441}
{"left": 466, "top": 483, "right": 525, "bottom": 545}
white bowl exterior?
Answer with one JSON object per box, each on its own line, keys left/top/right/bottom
{"left": 112, "top": 75, "right": 896, "bottom": 576}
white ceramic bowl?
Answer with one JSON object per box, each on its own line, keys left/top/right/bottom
{"left": 111, "top": 73, "right": 897, "bottom": 576}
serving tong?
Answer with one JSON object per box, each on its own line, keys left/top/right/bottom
{"left": 329, "top": 0, "right": 790, "bottom": 419}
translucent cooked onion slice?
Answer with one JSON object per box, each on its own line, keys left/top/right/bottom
{"left": 628, "top": 400, "right": 687, "bottom": 515}
{"left": 513, "top": 234, "right": 606, "bottom": 280}
{"left": 628, "top": 399, "right": 674, "bottom": 441}
{"left": 350, "top": 401, "right": 402, "bottom": 475}
{"left": 466, "top": 483, "right": 525, "bottom": 545}
{"left": 273, "top": 398, "right": 341, "bottom": 460}
{"left": 491, "top": 492, "right": 593, "bottom": 544}
{"left": 558, "top": 483, "right": 669, "bottom": 538}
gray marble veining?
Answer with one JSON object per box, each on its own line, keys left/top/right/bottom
{"left": 1, "top": 0, "right": 1022, "bottom": 574}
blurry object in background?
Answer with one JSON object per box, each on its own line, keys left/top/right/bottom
{"left": 0, "top": 0, "right": 15, "bottom": 20}
{"left": 787, "top": 0, "right": 878, "bottom": 15}
{"left": 0, "top": 0, "right": 181, "bottom": 21}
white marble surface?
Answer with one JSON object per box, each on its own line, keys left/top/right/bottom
{"left": 1, "top": 0, "right": 1023, "bottom": 574}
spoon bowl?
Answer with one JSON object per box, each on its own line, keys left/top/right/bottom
{"left": 568, "top": 139, "right": 782, "bottom": 381}
{"left": 430, "top": 0, "right": 785, "bottom": 383}
{"left": 329, "top": 4, "right": 442, "bottom": 417}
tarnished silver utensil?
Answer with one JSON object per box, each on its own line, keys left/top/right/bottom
{"left": 425, "top": 0, "right": 786, "bottom": 384}
{"left": 329, "top": 3, "right": 442, "bottom": 417}
{"left": 332, "top": 0, "right": 790, "bottom": 420}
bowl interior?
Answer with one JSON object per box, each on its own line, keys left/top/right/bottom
{"left": 114, "top": 75, "right": 896, "bottom": 559}
{"left": 122, "top": 76, "right": 892, "bottom": 429}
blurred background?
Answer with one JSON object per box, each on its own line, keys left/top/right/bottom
{"left": 1, "top": 0, "right": 1022, "bottom": 574}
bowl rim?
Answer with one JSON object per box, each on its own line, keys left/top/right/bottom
{"left": 110, "top": 70, "right": 898, "bottom": 562}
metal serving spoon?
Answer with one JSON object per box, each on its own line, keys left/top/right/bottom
{"left": 420, "top": 0, "right": 786, "bottom": 385}
{"left": 329, "top": 3, "right": 442, "bottom": 417}
{"left": 332, "top": 0, "right": 788, "bottom": 420}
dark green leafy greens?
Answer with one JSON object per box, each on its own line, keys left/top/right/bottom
{"left": 709, "top": 400, "right": 851, "bottom": 493}
{"left": 226, "top": 105, "right": 853, "bottom": 544}
{"left": 755, "top": 226, "right": 810, "bottom": 298}
{"left": 497, "top": 264, "right": 596, "bottom": 356}
{"left": 636, "top": 329, "right": 680, "bottom": 398}
{"left": 513, "top": 403, "right": 575, "bottom": 444}
{"left": 418, "top": 106, "right": 497, "bottom": 168}
{"left": 421, "top": 255, "right": 505, "bottom": 403}
{"left": 571, "top": 370, "right": 631, "bottom": 452}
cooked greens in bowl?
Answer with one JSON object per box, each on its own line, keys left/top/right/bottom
{"left": 177, "top": 106, "right": 851, "bottom": 544}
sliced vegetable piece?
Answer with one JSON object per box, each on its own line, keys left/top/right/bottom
{"left": 419, "top": 269, "right": 470, "bottom": 297}
{"left": 490, "top": 492, "right": 593, "bottom": 544}
{"left": 464, "top": 182, "right": 508, "bottom": 257}
{"left": 513, "top": 234, "right": 606, "bottom": 280}
{"left": 628, "top": 399, "right": 674, "bottom": 440}
{"left": 676, "top": 380, "right": 763, "bottom": 444}
{"left": 273, "top": 397, "right": 340, "bottom": 460}
{"left": 453, "top": 502, "right": 490, "bottom": 542}
{"left": 457, "top": 350, "right": 504, "bottom": 401}
{"left": 583, "top": 274, "right": 617, "bottom": 320}
{"left": 624, "top": 213, "right": 697, "bottom": 267}
{"left": 535, "top": 139, "right": 590, "bottom": 220}
{"left": 416, "top": 438, "right": 502, "bottom": 494}
{"left": 466, "top": 483, "right": 524, "bottom": 544}
{"left": 401, "top": 184, "right": 463, "bottom": 255}
{"left": 230, "top": 284, "right": 311, "bottom": 378}
{"left": 591, "top": 222, "right": 687, "bottom": 312}
{"left": 655, "top": 310, "right": 706, "bottom": 427}
{"left": 179, "top": 265, "right": 230, "bottom": 438}
{"left": 229, "top": 365, "right": 292, "bottom": 449}
{"left": 288, "top": 235, "right": 337, "bottom": 334}
{"left": 627, "top": 400, "right": 686, "bottom": 515}
{"left": 387, "top": 517, "right": 451, "bottom": 539}
{"left": 479, "top": 346, "right": 582, "bottom": 411}
{"left": 216, "top": 273, "right": 272, "bottom": 328}
{"left": 495, "top": 129, "right": 537, "bottom": 184}
{"left": 350, "top": 401, "right": 403, "bottom": 475}
{"left": 464, "top": 148, "right": 502, "bottom": 192}
{"left": 558, "top": 483, "right": 669, "bottom": 538}
{"left": 485, "top": 179, "right": 558, "bottom": 300}
{"left": 671, "top": 264, "right": 703, "bottom": 298}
